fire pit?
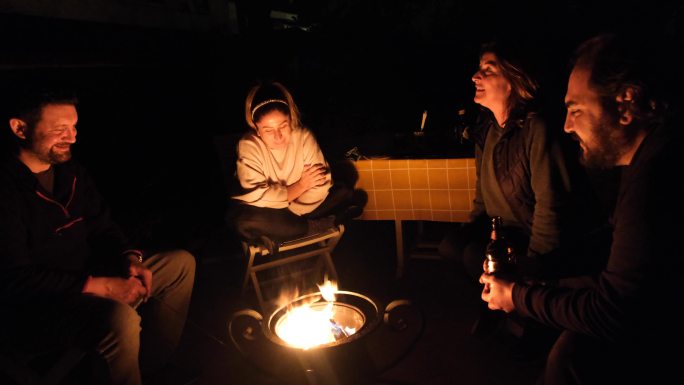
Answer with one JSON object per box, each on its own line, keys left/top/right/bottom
{"left": 229, "top": 281, "right": 423, "bottom": 384}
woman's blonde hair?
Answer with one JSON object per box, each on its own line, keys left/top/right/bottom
{"left": 244, "top": 82, "right": 302, "bottom": 131}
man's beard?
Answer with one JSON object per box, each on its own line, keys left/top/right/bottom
{"left": 24, "top": 132, "right": 72, "bottom": 165}
{"left": 579, "top": 118, "right": 622, "bottom": 170}
{"left": 28, "top": 141, "right": 72, "bottom": 165}
{"left": 45, "top": 146, "right": 72, "bottom": 164}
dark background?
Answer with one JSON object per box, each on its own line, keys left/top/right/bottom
{"left": 1, "top": 0, "right": 682, "bottom": 253}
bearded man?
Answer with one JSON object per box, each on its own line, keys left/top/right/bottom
{"left": 0, "top": 89, "right": 196, "bottom": 385}
{"left": 480, "top": 34, "right": 683, "bottom": 385}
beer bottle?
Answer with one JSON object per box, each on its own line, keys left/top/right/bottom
{"left": 483, "top": 216, "right": 515, "bottom": 277}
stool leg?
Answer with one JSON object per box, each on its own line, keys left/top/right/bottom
{"left": 319, "top": 230, "right": 342, "bottom": 283}
{"left": 242, "top": 245, "right": 257, "bottom": 294}
{"left": 321, "top": 251, "right": 338, "bottom": 283}
{"left": 251, "top": 269, "right": 266, "bottom": 313}
{"left": 241, "top": 227, "right": 345, "bottom": 311}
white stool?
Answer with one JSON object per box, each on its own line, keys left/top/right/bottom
{"left": 241, "top": 225, "right": 344, "bottom": 312}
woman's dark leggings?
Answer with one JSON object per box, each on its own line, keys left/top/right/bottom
{"left": 229, "top": 184, "right": 361, "bottom": 242}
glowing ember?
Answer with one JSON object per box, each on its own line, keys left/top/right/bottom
{"left": 274, "top": 280, "right": 359, "bottom": 350}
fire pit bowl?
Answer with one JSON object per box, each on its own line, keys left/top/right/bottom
{"left": 228, "top": 290, "right": 423, "bottom": 384}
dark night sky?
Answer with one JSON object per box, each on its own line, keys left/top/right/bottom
{"left": 1, "top": 0, "right": 682, "bottom": 249}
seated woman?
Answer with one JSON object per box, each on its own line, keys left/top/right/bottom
{"left": 437, "top": 42, "right": 582, "bottom": 354}
{"left": 229, "top": 81, "right": 364, "bottom": 243}
{"left": 439, "top": 41, "right": 573, "bottom": 281}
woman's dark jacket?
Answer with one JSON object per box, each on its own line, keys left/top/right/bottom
{"left": 468, "top": 108, "right": 572, "bottom": 256}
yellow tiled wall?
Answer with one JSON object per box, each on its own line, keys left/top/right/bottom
{"left": 354, "top": 158, "right": 476, "bottom": 222}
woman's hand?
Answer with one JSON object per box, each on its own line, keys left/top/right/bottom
{"left": 288, "top": 163, "right": 328, "bottom": 201}
{"left": 299, "top": 163, "right": 328, "bottom": 190}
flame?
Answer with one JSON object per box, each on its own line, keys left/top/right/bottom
{"left": 275, "top": 279, "right": 356, "bottom": 350}
{"left": 318, "top": 279, "right": 337, "bottom": 302}
{"left": 276, "top": 301, "right": 336, "bottom": 350}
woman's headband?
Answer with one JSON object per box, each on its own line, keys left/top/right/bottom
{"left": 251, "top": 99, "right": 288, "bottom": 120}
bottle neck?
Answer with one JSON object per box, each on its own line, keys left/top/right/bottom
{"left": 491, "top": 216, "right": 503, "bottom": 241}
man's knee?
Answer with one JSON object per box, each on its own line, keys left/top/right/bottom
{"left": 103, "top": 300, "right": 142, "bottom": 338}
{"left": 147, "top": 250, "right": 196, "bottom": 298}
{"left": 166, "top": 249, "right": 196, "bottom": 276}
{"left": 84, "top": 299, "right": 141, "bottom": 351}
{"left": 153, "top": 249, "right": 195, "bottom": 277}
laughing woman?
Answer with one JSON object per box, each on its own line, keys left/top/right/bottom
{"left": 439, "top": 41, "right": 573, "bottom": 282}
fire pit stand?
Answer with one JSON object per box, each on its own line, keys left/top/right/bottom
{"left": 228, "top": 290, "right": 423, "bottom": 385}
